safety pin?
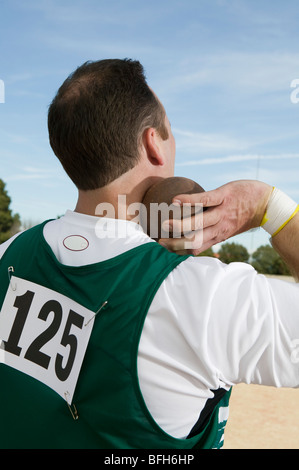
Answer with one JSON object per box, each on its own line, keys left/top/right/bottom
{"left": 8, "top": 266, "right": 17, "bottom": 291}
{"left": 64, "top": 392, "right": 78, "bottom": 420}
{"left": 85, "top": 300, "right": 108, "bottom": 327}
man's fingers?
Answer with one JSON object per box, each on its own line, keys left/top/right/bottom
{"left": 158, "top": 221, "right": 227, "bottom": 255}
{"left": 163, "top": 206, "right": 221, "bottom": 234}
{"left": 159, "top": 228, "right": 204, "bottom": 253}
{"left": 173, "top": 188, "right": 224, "bottom": 208}
{"left": 160, "top": 180, "right": 274, "bottom": 256}
{"left": 162, "top": 212, "right": 203, "bottom": 236}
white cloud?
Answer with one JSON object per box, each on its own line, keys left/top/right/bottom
{"left": 168, "top": 52, "right": 299, "bottom": 96}
{"left": 176, "top": 152, "right": 299, "bottom": 167}
{"left": 20, "top": 0, "right": 158, "bottom": 26}
{"left": 173, "top": 128, "right": 250, "bottom": 155}
{"left": 43, "top": 35, "right": 160, "bottom": 58}
{"left": 5, "top": 166, "right": 64, "bottom": 182}
{"left": 8, "top": 72, "right": 34, "bottom": 83}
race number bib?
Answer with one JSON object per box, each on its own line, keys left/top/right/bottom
{"left": 0, "top": 276, "right": 96, "bottom": 403}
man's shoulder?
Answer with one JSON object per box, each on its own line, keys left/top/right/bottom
{"left": 165, "top": 254, "right": 257, "bottom": 291}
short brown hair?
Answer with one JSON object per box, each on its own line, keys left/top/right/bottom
{"left": 48, "top": 59, "right": 168, "bottom": 190}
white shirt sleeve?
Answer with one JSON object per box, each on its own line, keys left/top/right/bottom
{"left": 143, "top": 256, "right": 299, "bottom": 390}
{"left": 205, "top": 260, "right": 299, "bottom": 388}
{"left": 138, "top": 255, "right": 299, "bottom": 437}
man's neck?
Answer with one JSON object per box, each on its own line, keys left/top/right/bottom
{"left": 74, "top": 175, "right": 162, "bottom": 221}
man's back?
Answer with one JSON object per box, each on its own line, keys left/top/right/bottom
{"left": 0, "top": 214, "right": 230, "bottom": 448}
{"left": 1, "top": 210, "right": 299, "bottom": 448}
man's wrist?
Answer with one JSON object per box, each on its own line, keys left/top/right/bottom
{"left": 260, "top": 187, "right": 299, "bottom": 237}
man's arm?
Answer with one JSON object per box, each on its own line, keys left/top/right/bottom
{"left": 159, "top": 179, "right": 299, "bottom": 279}
{"left": 271, "top": 213, "right": 299, "bottom": 281}
{"left": 159, "top": 180, "right": 272, "bottom": 252}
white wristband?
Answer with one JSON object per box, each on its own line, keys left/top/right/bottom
{"left": 260, "top": 187, "right": 299, "bottom": 237}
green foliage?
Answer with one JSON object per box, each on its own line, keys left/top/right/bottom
{"left": 196, "top": 247, "right": 215, "bottom": 257}
{"left": 216, "top": 242, "right": 290, "bottom": 276}
{"left": 0, "top": 179, "right": 21, "bottom": 244}
{"left": 251, "top": 244, "right": 290, "bottom": 275}
{"left": 218, "top": 242, "right": 249, "bottom": 264}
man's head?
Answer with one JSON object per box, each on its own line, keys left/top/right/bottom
{"left": 48, "top": 59, "right": 170, "bottom": 191}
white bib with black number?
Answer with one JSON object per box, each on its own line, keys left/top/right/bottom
{"left": 0, "top": 276, "right": 95, "bottom": 402}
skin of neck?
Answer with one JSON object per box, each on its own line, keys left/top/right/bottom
{"left": 74, "top": 169, "right": 163, "bottom": 221}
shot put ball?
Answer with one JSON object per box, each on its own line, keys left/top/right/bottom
{"left": 141, "top": 176, "right": 205, "bottom": 240}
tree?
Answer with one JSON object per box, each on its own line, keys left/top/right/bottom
{"left": 218, "top": 242, "right": 249, "bottom": 264}
{"left": 196, "top": 247, "right": 215, "bottom": 257}
{"left": 0, "top": 179, "right": 21, "bottom": 244}
{"left": 251, "top": 245, "right": 290, "bottom": 275}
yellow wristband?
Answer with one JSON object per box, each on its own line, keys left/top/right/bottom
{"left": 272, "top": 205, "right": 299, "bottom": 237}
{"left": 261, "top": 187, "right": 299, "bottom": 237}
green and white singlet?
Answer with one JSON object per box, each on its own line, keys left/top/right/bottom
{"left": 0, "top": 220, "right": 230, "bottom": 449}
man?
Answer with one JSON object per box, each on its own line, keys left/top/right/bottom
{"left": 0, "top": 59, "right": 299, "bottom": 449}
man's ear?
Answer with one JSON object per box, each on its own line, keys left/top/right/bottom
{"left": 143, "top": 128, "right": 165, "bottom": 167}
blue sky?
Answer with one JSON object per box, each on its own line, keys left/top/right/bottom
{"left": 0, "top": 0, "right": 298, "bottom": 252}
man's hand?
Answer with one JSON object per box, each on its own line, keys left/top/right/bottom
{"left": 159, "top": 180, "right": 272, "bottom": 255}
